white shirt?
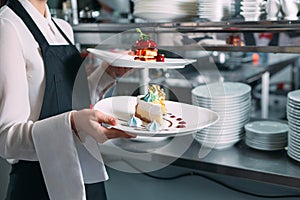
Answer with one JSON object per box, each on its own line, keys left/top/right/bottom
{"left": 0, "top": 0, "right": 108, "bottom": 199}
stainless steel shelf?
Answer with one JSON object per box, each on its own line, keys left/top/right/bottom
{"left": 74, "top": 21, "right": 300, "bottom": 53}
{"left": 83, "top": 44, "right": 300, "bottom": 54}
{"left": 74, "top": 20, "right": 300, "bottom": 33}
{"left": 159, "top": 45, "right": 300, "bottom": 54}
{"left": 201, "top": 45, "right": 300, "bottom": 54}
{"left": 160, "top": 20, "right": 300, "bottom": 33}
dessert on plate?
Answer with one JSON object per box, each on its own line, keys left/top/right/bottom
{"left": 131, "top": 28, "right": 165, "bottom": 62}
{"left": 134, "top": 84, "right": 167, "bottom": 125}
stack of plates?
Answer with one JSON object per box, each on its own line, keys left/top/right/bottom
{"left": 245, "top": 121, "right": 288, "bottom": 151}
{"left": 287, "top": 90, "right": 300, "bottom": 162}
{"left": 240, "top": 0, "right": 265, "bottom": 21}
{"left": 133, "top": 0, "right": 198, "bottom": 22}
{"left": 192, "top": 82, "right": 252, "bottom": 149}
{"left": 198, "top": 0, "right": 235, "bottom": 21}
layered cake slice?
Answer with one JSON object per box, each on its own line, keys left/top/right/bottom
{"left": 134, "top": 84, "right": 167, "bottom": 125}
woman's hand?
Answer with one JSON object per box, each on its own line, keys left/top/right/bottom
{"left": 101, "top": 61, "right": 133, "bottom": 79}
{"left": 71, "top": 109, "right": 135, "bottom": 143}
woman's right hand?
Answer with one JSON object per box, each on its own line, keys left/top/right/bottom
{"left": 70, "top": 109, "right": 135, "bottom": 143}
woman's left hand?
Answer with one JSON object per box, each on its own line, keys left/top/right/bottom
{"left": 102, "top": 61, "right": 133, "bottom": 79}
{"left": 71, "top": 109, "right": 136, "bottom": 143}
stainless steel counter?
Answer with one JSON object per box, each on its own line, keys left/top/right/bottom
{"left": 99, "top": 134, "right": 300, "bottom": 189}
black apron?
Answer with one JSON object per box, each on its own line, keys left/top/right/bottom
{"left": 5, "top": 0, "right": 107, "bottom": 199}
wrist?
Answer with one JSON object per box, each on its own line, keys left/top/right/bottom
{"left": 70, "top": 111, "right": 79, "bottom": 137}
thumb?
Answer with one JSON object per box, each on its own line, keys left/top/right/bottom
{"left": 94, "top": 110, "right": 118, "bottom": 126}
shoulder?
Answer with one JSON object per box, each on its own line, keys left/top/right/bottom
{"left": 0, "top": 5, "right": 29, "bottom": 37}
{"left": 52, "top": 18, "right": 74, "bottom": 43}
{"left": 0, "top": 5, "right": 18, "bottom": 25}
{"left": 53, "top": 18, "right": 73, "bottom": 32}
{"left": 0, "top": 6, "right": 21, "bottom": 37}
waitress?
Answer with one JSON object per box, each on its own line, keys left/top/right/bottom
{"left": 0, "top": 0, "right": 134, "bottom": 199}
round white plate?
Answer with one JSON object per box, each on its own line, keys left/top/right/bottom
{"left": 192, "top": 82, "right": 251, "bottom": 99}
{"left": 192, "top": 99, "right": 251, "bottom": 111}
{"left": 196, "top": 137, "right": 241, "bottom": 149}
{"left": 93, "top": 96, "right": 219, "bottom": 137}
{"left": 287, "top": 101, "right": 300, "bottom": 109}
{"left": 192, "top": 96, "right": 251, "bottom": 106}
{"left": 288, "top": 90, "right": 300, "bottom": 102}
{"left": 244, "top": 121, "right": 289, "bottom": 135}
{"left": 134, "top": 12, "right": 196, "bottom": 21}
{"left": 87, "top": 49, "right": 196, "bottom": 69}
{"left": 246, "top": 140, "right": 286, "bottom": 151}
{"left": 287, "top": 106, "right": 300, "bottom": 115}
{"left": 130, "top": 136, "right": 170, "bottom": 142}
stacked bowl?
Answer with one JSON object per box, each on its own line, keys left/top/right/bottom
{"left": 192, "top": 82, "right": 252, "bottom": 149}
{"left": 198, "top": 0, "right": 235, "bottom": 21}
{"left": 287, "top": 90, "right": 300, "bottom": 162}
{"left": 133, "top": 0, "right": 198, "bottom": 22}
{"left": 240, "top": 0, "right": 266, "bottom": 21}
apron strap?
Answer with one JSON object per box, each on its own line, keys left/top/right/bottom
{"left": 7, "top": 0, "right": 49, "bottom": 50}
{"left": 51, "top": 19, "right": 73, "bottom": 45}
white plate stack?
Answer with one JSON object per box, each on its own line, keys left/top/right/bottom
{"left": 240, "top": 0, "right": 266, "bottom": 21}
{"left": 192, "top": 82, "right": 252, "bottom": 149}
{"left": 287, "top": 90, "right": 300, "bottom": 162}
{"left": 198, "top": 0, "right": 235, "bottom": 21}
{"left": 245, "top": 121, "right": 288, "bottom": 151}
{"left": 133, "top": 0, "right": 198, "bottom": 22}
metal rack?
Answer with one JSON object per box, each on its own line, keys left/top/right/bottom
{"left": 73, "top": 21, "right": 300, "bottom": 118}
{"left": 73, "top": 21, "right": 300, "bottom": 53}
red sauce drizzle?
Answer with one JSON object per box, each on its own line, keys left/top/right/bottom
{"left": 176, "top": 125, "right": 186, "bottom": 128}
{"left": 163, "top": 118, "right": 173, "bottom": 128}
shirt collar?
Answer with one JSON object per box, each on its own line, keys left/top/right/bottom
{"left": 19, "top": 0, "right": 52, "bottom": 26}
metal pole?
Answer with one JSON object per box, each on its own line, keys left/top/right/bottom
{"left": 139, "top": 68, "right": 150, "bottom": 95}
{"left": 70, "top": 0, "right": 79, "bottom": 25}
{"left": 261, "top": 71, "right": 270, "bottom": 118}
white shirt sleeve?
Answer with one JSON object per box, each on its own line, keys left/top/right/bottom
{"left": 0, "top": 8, "right": 86, "bottom": 200}
{"left": 0, "top": 5, "right": 109, "bottom": 199}
{"left": 0, "top": 17, "right": 37, "bottom": 160}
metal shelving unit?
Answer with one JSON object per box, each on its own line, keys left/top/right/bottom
{"left": 73, "top": 21, "right": 300, "bottom": 118}
{"left": 73, "top": 21, "right": 300, "bottom": 53}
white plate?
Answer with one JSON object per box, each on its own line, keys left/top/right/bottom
{"left": 87, "top": 48, "right": 196, "bottom": 69}
{"left": 93, "top": 96, "right": 219, "bottom": 137}
{"left": 196, "top": 137, "right": 241, "bottom": 149}
{"left": 130, "top": 136, "right": 170, "bottom": 142}
{"left": 246, "top": 140, "right": 286, "bottom": 151}
{"left": 134, "top": 12, "right": 196, "bottom": 21}
{"left": 289, "top": 90, "right": 300, "bottom": 102}
{"left": 192, "top": 82, "right": 251, "bottom": 99}
{"left": 245, "top": 121, "right": 289, "bottom": 135}
{"left": 192, "top": 92, "right": 251, "bottom": 102}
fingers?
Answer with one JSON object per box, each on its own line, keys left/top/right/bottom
{"left": 105, "top": 65, "right": 134, "bottom": 77}
{"left": 94, "top": 110, "right": 118, "bottom": 126}
{"left": 93, "top": 110, "right": 134, "bottom": 137}
{"left": 100, "top": 126, "right": 136, "bottom": 140}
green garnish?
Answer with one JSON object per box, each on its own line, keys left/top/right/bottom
{"left": 136, "top": 28, "right": 149, "bottom": 40}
